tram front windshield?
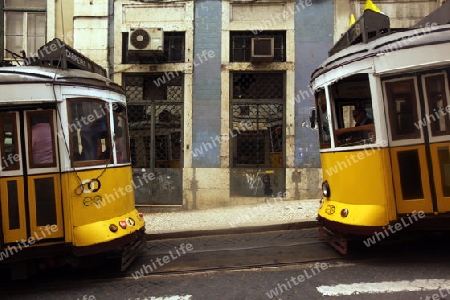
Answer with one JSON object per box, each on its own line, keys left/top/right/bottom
{"left": 316, "top": 73, "right": 375, "bottom": 149}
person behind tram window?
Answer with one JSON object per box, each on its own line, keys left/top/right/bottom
{"left": 353, "top": 107, "right": 373, "bottom": 127}
{"left": 80, "top": 115, "right": 108, "bottom": 160}
{"left": 346, "top": 107, "right": 374, "bottom": 143}
{"left": 31, "top": 114, "right": 54, "bottom": 164}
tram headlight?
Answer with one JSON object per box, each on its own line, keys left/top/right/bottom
{"left": 322, "top": 181, "right": 330, "bottom": 197}
{"left": 341, "top": 208, "right": 349, "bottom": 218}
{"left": 109, "top": 224, "right": 118, "bottom": 232}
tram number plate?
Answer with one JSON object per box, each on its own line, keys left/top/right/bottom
{"left": 325, "top": 205, "right": 335, "bottom": 215}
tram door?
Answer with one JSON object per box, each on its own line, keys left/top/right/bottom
{"left": 0, "top": 110, "right": 63, "bottom": 246}
{"left": 384, "top": 71, "right": 450, "bottom": 215}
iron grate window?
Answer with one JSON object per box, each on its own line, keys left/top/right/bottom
{"left": 230, "top": 31, "right": 285, "bottom": 62}
{"left": 124, "top": 73, "right": 183, "bottom": 169}
{"left": 232, "top": 72, "right": 284, "bottom": 100}
{"left": 231, "top": 72, "right": 284, "bottom": 168}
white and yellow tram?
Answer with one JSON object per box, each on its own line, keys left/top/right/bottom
{"left": 0, "top": 39, "right": 145, "bottom": 277}
{"left": 311, "top": 3, "right": 450, "bottom": 253}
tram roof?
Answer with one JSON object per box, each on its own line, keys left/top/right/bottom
{"left": 311, "top": 1, "right": 450, "bottom": 84}
{"left": 0, "top": 38, "right": 124, "bottom": 94}
{"left": 0, "top": 65, "right": 124, "bottom": 94}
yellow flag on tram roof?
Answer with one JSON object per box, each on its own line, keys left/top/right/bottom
{"left": 364, "top": 0, "right": 381, "bottom": 13}
{"left": 349, "top": 14, "right": 356, "bottom": 26}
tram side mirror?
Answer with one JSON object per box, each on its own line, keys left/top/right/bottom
{"left": 309, "top": 108, "right": 316, "bottom": 129}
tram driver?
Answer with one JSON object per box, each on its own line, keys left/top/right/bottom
{"left": 353, "top": 107, "right": 373, "bottom": 126}
{"left": 339, "top": 107, "right": 374, "bottom": 145}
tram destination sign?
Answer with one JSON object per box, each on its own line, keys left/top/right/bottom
{"left": 25, "top": 38, "right": 107, "bottom": 77}
{"left": 329, "top": 10, "right": 390, "bottom": 56}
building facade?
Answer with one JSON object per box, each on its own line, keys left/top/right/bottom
{"left": 0, "top": 0, "right": 444, "bottom": 210}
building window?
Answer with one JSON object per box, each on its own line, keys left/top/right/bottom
{"left": 230, "top": 72, "right": 286, "bottom": 197}
{"left": 231, "top": 72, "right": 284, "bottom": 167}
{"left": 3, "top": 0, "right": 46, "bottom": 59}
{"left": 230, "top": 31, "right": 285, "bottom": 62}
{"left": 123, "top": 32, "right": 185, "bottom": 64}
{"left": 124, "top": 73, "right": 183, "bottom": 168}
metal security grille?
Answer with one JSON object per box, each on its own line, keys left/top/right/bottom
{"left": 230, "top": 72, "right": 285, "bottom": 197}
{"left": 124, "top": 73, "right": 183, "bottom": 205}
{"left": 232, "top": 103, "right": 283, "bottom": 167}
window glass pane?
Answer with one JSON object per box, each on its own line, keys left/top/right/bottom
{"left": 113, "top": 104, "right": 130, "bottom": 164}
{"left": 29, "top": 112, "right": 55, "bottom": 167}
{"left": 4, "top": 12, "right": 23, "bottom": 57}
{"left": 0, "top": 113, "right": 20, "bottom": 171}
{"left": 5, "top": 0, "right": 46, "bottom": 9}
{"left": 385, "top": 79, "right": 421, "bottom": 140}
{"left": 68, "top": 100, "right": 111, "bottom": 164}
{"left": 425, "top": 74, "right": 450, "bottom": 136}
{"left": 27, "top": 13, "right": 46, "bottom": 54}
{"left": 316, "top": 90, "right": 331, "bottom": 148}
{"left": 5, "top": 12, "right": 23, "bottom": 35}
{"left": 329, "top": 74, "right": 375, "bottom": 147}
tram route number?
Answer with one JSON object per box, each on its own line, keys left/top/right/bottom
{"left": 83, "top": 195, "right": 104, "bottom": 206}
{"left": 325, "top": 205, "right": 335, "bottom": 215}
{"left": 76, "top": 178, "right": 102, "bottom": 195}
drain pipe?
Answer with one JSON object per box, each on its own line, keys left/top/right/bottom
{"left": 107, "top": 0, "right": 114, "bottom": 80}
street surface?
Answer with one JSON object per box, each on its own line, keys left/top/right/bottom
{"left": 2, "top": 228, "right": 450, "bottom": 299}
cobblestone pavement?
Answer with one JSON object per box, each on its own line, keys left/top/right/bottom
{"left": 143, "top": 199, "right": 320, "bottom": 234}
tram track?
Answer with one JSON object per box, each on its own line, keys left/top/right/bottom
{"left": 0, "top": 230, "right": 342, "bottom": 295}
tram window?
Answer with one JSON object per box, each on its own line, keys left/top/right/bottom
{"left": 68, "top": 99, "right": 112, "bottom": 165}
{"left": 424, "top": 74, "right": 450, "bottom": 136}
{"left": 328, "top": 74, "right": 375, "bottom": 147}
{"left": 113, "top": 104, "right": 130, "bottom": 164}
{"left": 315, "top": 90, "right": 331, "bottom": 148}
{"left": 333, "top": 101, "right": 375, "bottom": 146}
{"left": 385, "top": 79, "right": 420, "bottom": 140}
{"left": 28, "top": 112, "right": 56, "bottom": 167}
{"left": 0, "top": 113, "right": 20, "bottom": 171}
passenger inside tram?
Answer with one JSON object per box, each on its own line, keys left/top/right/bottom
{"left": 353, "top": 107, "right": 373, "bottom": 127}
{"left": 31, "top": 114, "right": 54, "bottom": 165}
{"left": 336, "top": 104, "right": 375, "bottom": 146}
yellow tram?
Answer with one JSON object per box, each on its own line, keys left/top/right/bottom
{"left": 311, "top": 3, "right": 450, "bottom": 253}
{"left": 0, "top": 39, "right": 145, "bottom": 277}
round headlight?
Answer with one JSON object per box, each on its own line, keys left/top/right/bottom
{"left": 322, "top": 181, "right": 330, "bottom": 197}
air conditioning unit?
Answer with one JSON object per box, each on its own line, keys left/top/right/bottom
{"left": 128, "top": 28, "right": 164, "bottom": 55}
{"left": 251, "top": 37, "right": 274, "bottom": 63}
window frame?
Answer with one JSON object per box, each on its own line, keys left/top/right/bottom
{"left": 67, "top": 98, "right": 112, "bottom": 167}
{"left": 27, "top": 110, "right": 56, "bottom": 168}
{"left": 384, "top": 77, "right": 422, "bottom": 141}
{"left": 113, "top": 103, "right": 131, "bottom": 164}
{"left": 328, "top": 74, "right": 376, "bottom": 147}
{"left": 0, "top": 112, "right": 20, "bottom": 171}
{"left": 3, "top": 1, "right": 46, "bottom": 60}
{"left": 230, "top": 31, "right": 286, "bottom": 63}
{"left": 423, "top": 73, "right": 450, "bottom": 137}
